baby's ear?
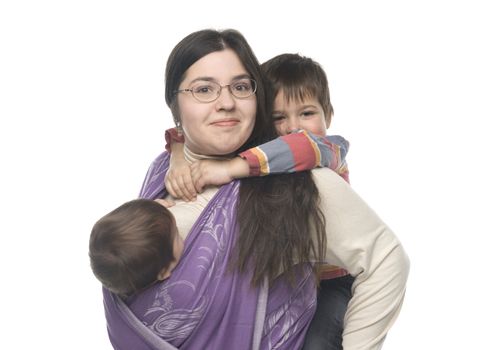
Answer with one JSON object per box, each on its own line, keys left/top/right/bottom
{"left": 157, "top": 269, "right": 171, "bottom": 281}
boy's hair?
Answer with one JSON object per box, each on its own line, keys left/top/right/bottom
{"left": 89, "top": 199, "right": 175, "bottom": 297}
{"left": 261, "top": 53, "right": 334, "bottom": 123}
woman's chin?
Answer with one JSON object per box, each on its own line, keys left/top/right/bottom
{"left": 209, "top": 144, "right": 241, "bottom": 156}
{"left": 198, "top": 135, "right": 249, "bottom": 156}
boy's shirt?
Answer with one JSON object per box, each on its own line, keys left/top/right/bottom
{"left": 165, "top": 128, "right": 351, "bottom": 280}
{"left": 238, "top": 130, "right": 349, "bottom": 182}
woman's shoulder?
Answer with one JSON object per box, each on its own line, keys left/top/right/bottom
{"left": 311, "top": 167, "right": 349, "bottom": 189}
{"left": 310, "top": 168, "right": 359, "bottom": 209}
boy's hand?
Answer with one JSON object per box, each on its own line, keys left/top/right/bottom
{"left": 165, "top": 143, "right": 197, "bottom": 201}
{"left": 190, "top": 157, "right": 250, "bottom": 193}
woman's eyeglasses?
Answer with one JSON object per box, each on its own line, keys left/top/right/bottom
{"left": 175, "top": 78, "right": 257, "bottom": 103}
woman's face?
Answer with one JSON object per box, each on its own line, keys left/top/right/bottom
{"left": 177, "top": 49, "right": 257, "bottom": 156}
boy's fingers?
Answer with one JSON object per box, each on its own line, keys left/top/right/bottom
{"left": 193, "top": 176, "right": 202, "bottom": 193}
{"left": 190, "top": 165, "right": 204, "bottom": 193}
{"left": 175, "top": 179, "right": 190, "bottom": 202}
{"left": 169, "top": 179, "right": 185, "bottom": 200}
{"left": 175, "top": 175, "right": 193, "bottom": 202}
{"left": 181, "top": 173, "right": 197, "bottom": 200}
{"left": 165, "top": 181, "right": 177, "bottom": 198}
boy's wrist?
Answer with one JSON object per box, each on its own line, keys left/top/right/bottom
{"left": 170, "top": 142, "right": 185, "bottom": 162}
{"left": 229, "top": 157, "right": 250, "bottom": 179}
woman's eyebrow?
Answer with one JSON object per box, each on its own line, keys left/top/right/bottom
{"left": 188, "top": 74, "right": 251, "bottom": 85}
{"left": 188, "top": 77, "right": 216, "bottom": 84}
{"left": 232, "top": 73, "right": 251, "bottom": 80}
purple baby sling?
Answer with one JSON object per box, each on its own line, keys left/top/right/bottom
{"left": 102, "top": 152, "right": 317, "bottom": 349}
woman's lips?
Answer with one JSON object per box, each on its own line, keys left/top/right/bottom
{"left": 210, "top": 119, "right": 240, "bottom": 127}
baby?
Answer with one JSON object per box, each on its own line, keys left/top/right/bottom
{"left": 89, "top": 198, "right": 183, "bottom": 297}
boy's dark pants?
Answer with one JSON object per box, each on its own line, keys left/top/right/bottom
{"left": 302, "top": 275, "right": 355, "bottom": 350}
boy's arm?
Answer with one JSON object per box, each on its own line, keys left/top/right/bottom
{"left": 164, "top": 128, "right": 350, "bottom": 194}
{"left": 189, "top": 157, "right": 249, "bottom": 193}
{"left": 164, "top": 128, "right": 185, "bottom": 153}
{"left": 239, "top": 130, "right": 350, "bottom": 182}
{"left": 164, "top": 128, "right": 197, "bottom": 201}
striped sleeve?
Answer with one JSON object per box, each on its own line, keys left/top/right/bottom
{"left": 239, "top": 130, "right": 350, "bottom": 182}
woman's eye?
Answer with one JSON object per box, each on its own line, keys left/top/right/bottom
{"left": 233, "top": 81, "right": 251, "bottom": 91}
{"left": 193, "top": 85, "right": 214, "bottom": 94}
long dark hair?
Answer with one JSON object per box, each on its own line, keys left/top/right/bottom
{"left": 165, "top": 29, "right": 325, "bottom": 286}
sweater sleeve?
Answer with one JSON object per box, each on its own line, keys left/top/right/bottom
{"left": 238, "top": 130, "right": 350, "bottom": 182}
{"left": 311, "top": 168, "right": 409, "bottom": 350}
{"left": 164, "top": 128, "right": 185, "bottom": 153}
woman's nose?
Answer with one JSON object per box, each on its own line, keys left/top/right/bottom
{"left": 215, "top": 86, "right": 236, "bottom": 110}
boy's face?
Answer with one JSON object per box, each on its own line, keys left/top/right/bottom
{"left": 272, "top": 91, "right": 330, "bottom": 136}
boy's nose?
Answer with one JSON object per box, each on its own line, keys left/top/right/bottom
{"left": 287, "top": 118, "right": 299, "bottom": 133}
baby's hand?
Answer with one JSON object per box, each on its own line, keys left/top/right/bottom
{"left": 154, "top": 198, "right": 175, "bottom": 208}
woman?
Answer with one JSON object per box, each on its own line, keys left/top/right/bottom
{"left": 102, "top": 29, "right": 409, "bottom": 350}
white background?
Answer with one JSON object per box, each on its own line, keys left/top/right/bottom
{"left": 1, "top": 0, "right": 483, "bottom": 348}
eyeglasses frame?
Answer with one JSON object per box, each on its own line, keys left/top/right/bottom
{"left": 174, "top": 78, "right": 257, "bottom": 103}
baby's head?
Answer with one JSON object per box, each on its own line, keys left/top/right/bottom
{"left": 89, "top": 199, "right": 183, "bottom": 297}
{"left": 262, "top": 53, "right": 333, "bottom": 136}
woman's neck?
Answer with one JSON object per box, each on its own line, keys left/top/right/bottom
{"left": 184, "top": 146, "right": 232, "bottom": 163}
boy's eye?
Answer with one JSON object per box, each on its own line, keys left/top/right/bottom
{"left": 301, "top": 110, "right": 316, "bottom": 117}
{"left": 272, "top": 115, "right": 285, "bottom": 122}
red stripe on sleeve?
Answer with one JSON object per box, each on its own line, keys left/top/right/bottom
{"left": 238, "top": 150, "right": 262, "bottom": 176}
{"left": 281, "top": 133, "right": 317, "bottom": 171}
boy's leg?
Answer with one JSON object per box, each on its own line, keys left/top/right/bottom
{"left": 302, "top": 275, "right": 355, "bottom": 350}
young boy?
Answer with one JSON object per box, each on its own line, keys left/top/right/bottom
{"left": 165, "top": 53, "right": 352, "bottom": 350}
{"left": 89, "top": 198, "right": 184, "bottom": 298}
{"left": 262, "top": 53, "right": 354, "bottom": 350}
